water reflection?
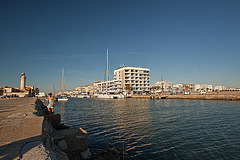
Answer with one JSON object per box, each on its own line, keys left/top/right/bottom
{"left": 54, "top": 98, "right": 240, "bottom": 160}
{"left": 58, "top": 101, "right": 67, "bottom": 123}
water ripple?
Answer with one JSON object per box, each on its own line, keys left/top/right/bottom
{"left": 55, "top": 98, "right": 240, "bottom": 159}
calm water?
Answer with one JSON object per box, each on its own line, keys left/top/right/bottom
{"left": 54, "top": 98, "right": 240, "bottom": 159}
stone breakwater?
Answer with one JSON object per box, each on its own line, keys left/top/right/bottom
{"left": 0, "top": 97, "right": 90, "bottom": 160}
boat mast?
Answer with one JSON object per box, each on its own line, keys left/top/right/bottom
{"left": 62, "top": 68, "right": 65, "bottom": 93}
{"left": 107, "top": 48, "right": 109, "bottom": 81}
{"left": 53, "top": 82, "right": 55, "bottom": 97}
{"left": 161, "top": 74, "right": 164, "bottom": 94}
{"left": 106, "top": 49, "right": 109, "bottom": 94}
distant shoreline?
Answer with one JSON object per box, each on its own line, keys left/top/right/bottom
{"left": 132, "top": 91, "right": 240, "bottom": 101}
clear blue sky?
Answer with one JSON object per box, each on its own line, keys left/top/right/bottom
{"left": 1, "top": 0, "right": 240, "bottom": 93}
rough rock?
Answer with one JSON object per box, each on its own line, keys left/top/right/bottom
{"left": 81, "top": 148, "right": 91, "bottom": 159}
{"left": 58, "top": 140, "right": 68, "bottom": 151}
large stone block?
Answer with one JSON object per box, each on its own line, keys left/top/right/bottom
{"left": 42, "top": 119, "right": 57, "bottom": 150}
{"left": 44, "top": 114, "right": 61, "bottom": 128}
{"left": 55, "top": 128, "right": 88, "bottom": 152}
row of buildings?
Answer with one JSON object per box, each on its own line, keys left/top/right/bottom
{"left": 72, "top": 66, "right": 150, "bottom": 95}
{"left": 153, "top": 80, "right": 228, "bottom": 94}
{"left": 63, "top": 66, "right": 238, "bottom": 96}
{"left": 2, "top": 68, "right": 238, "bottom": 97}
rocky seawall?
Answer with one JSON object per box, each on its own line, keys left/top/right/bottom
{"left": 35, "top": 98, "right": 91, "bottom": 160}
{"left": 0, "top": 97, "right": 90, "bottom": 160}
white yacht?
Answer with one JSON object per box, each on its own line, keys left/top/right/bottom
{"left": 96, "top": 93, "right": 124, "bottom": 99}
{"left": 77, "top": 93, "right": 90, "bottom": 98}
{"left": 58, "top": 96, "right": 68, "bottom": 101}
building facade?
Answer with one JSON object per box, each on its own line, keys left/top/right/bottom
{"left": 155, "top": 80, "right": 174, "bottom": 93}
{"left": 97, "top": 80, "right": 122, "bottom": 94}
{"left": 214, "top": 86, "right": 226, "bottom": 91}
{"left": 113, "top": 66, "right": 150, "bottom": 94}
{"left": 194, "top": 84, "right": 213, "bottom": 92}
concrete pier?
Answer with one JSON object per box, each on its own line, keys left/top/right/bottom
{"left": 0, "top": 97, "right": 90, "bottom": 160}
{"left": 0, "top": 98, "right": 45, "bottom": 159}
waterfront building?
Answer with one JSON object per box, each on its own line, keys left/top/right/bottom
{"left": 20, "top": 71, "right": 26, "bottom": 90}
{"left": 113, "top": 66, "right": 150, "bottom": 94}
{"left": 155, "top": 80, "right": 174, "bottom": 93}
{"left": 97, "top": 80, "right": 122, "bottom": 94}
{"left": 91, "top": 81, "right": 100, "bottom": 95}
{"left": 226, "top": 88, "right": 240, "bottom": 91}
{"left": 194, "top": 84, "right": 213, "bottom": 92}
{"left": 75, "top": 81, "right": 102, "bottom": 95}
{"left": 75, "top": 84, "right": 93, "bottom": 94}
{"left": 81, "top": 84, "right": 92, "bottom": 94}
{"left": 3, "top": 86, "right": 28, "bottom": 97}
{"left": 173, "top": 84, "right": 183, "bottom": 94}
{"left": 214, "top": 86, "right": 226, "bottom": 91}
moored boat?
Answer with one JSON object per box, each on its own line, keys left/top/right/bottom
{"left": 58, "top": 96, "right": 68, "bottom": 101}
{"left": 77, "top": 94, "right": 90, "bottom": 98}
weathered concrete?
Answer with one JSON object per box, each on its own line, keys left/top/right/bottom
{"left": 0, "top": 97, "right": 44, "bottom": 159}
{"left": 0, "top": 97, "right": 69, "bottom": 160}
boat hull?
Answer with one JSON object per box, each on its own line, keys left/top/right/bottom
{"left": 77, "top": 95, "right": 90, "bottom": 98}
{"left": 96, "top": 94, "right": 125, "bottom": 99}
{"left": 58, "top": 99, "right": 68, "bottom": 101}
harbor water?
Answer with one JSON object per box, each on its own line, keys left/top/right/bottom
{"left": 54, "top": 98, "right": 240, "bottom": 159}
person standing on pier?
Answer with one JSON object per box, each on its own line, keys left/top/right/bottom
{"left": 46, "top": 93, "right": 54, "bottom": 114}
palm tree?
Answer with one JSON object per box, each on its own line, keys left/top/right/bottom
{"left": 125, "top": 84, "right": 133, "bottom": 94}
{"left": 206, "top": 88, "right": 209, "bottom": 92}
{"left": 168, "top": 86, "right": 172, "bottom": 93}
{"left": 176, "top": 87, "right": 179, "bottom": 94}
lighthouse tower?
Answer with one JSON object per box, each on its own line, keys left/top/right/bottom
{"left": 20, "top": 71, "right": 26, "bottom": 90}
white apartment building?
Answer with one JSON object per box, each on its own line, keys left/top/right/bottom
{"left": 194, "top": 84, "right": 213, "bottom": 92}
{"left": 75, "top": 82, "right": 99, "bottom": 95}
{"left": 173, "top": 84, "right": 183, "bottom": 93}
{"left": 155, "top": 80, "right": 174, "bottom": 92}
{"left": 114, "top": 66, "right": 150, "bottom": 94}
{"left": 214, "top": 86, "right": 226, "bottom": 91}
{"left": 97, "top": 80, "right": 122, "bottom": 94}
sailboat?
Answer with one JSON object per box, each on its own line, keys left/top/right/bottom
{"left": 96, "top": 49, "right": 125, "bottom": 99}
{"left": 58, "top": 68, "right": 69, "bottom": 101}
{"left": 77, "top": 75, "right": 90, "bottom": 98}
